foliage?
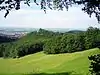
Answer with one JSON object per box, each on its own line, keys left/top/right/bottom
{"left": 0, "top": 35, "right": 17, "bottom": 43}
{"left": 17, "top": 42, "right": 44, "bottom": 57}
{"left": 0, "top": 28, "right": 60, "bottom": 58}
{"left": 88, "top": 54, "right": 100, "bottom": 75}
{"left": 0, "top": 0, "right": 100, "bottom": 23}
{"left": 44, "top": 27, "right": 100, "bottom": 54}
{"left": 0, "top": 27, "right": 100, "bottom": 58}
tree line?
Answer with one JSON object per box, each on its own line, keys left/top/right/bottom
{"left": 44, "top": 27, "right": 100, "bottom": 54}
{"left": 0, "top": 27, "right": 100, "bottom": 58}
{"left": 0, "top": 28, "right": 60, "bottom": 58}
{"left": 0, "top": 35, "right": 17, "bottom": 44}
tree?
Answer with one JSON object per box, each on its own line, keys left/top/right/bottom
{"left": 0, "top": 44, "right": 5, "bottom": 57}
{"left": 0, "top": 0, "right": 100, "bottom": 23}
{"left": 88, "top": 54, "right": 100, "bottom": 75}
{"left": 73, "top": 33, "right": 85, "bottom": 51}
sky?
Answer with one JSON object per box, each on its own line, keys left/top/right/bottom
{"left": 0, "top": 2, "right": 100, "bottom": 29}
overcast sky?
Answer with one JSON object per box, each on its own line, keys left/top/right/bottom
{"left": 0, "top": 3, "right": 100, "bottom": 29}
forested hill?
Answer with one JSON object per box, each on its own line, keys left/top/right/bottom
{"left": 0, "top": 27, "right": 100, "bottom": 58}
{"left": 0, "top": 35, "right": 18, "bottom": 43}
{"left": 67, "top": 30, "right": 84, "bottom": 33}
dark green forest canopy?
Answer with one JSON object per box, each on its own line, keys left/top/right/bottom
{"left": 0, "top": 0, "right": 100, "bottom": 23}
{"left": 0, "top": 27, "right": 100, "bottom": 58}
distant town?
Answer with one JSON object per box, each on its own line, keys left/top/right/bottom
{"left": 0, "top": 27, "right": 33, "bottom": 39}
{"left": 0, "top": 27, "right": 85, "bottom": 39}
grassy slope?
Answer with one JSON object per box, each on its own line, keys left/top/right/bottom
{"left": 0, "top": 48, "right": 100, "bottom": 75}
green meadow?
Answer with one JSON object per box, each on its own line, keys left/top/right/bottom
{"left": 0, "top": 48, "right": 100, "bottom": 75}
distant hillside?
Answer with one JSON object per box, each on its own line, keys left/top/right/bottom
{"left": 67, "top": 30, "right": 85, "bottom": 33}
{"left": 0, "top": 27, "right": 38, "bottom": 32}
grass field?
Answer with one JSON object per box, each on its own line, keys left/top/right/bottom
{"left": 0, "top": 48, "right": 100, "bottom": 75}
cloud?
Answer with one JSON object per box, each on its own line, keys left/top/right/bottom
{"left": 0, "top": 5, "right": 99, "bottom": 29}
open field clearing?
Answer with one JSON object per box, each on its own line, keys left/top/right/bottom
{"left": 0, "top": 48, "right": 100, "bottom": 75}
